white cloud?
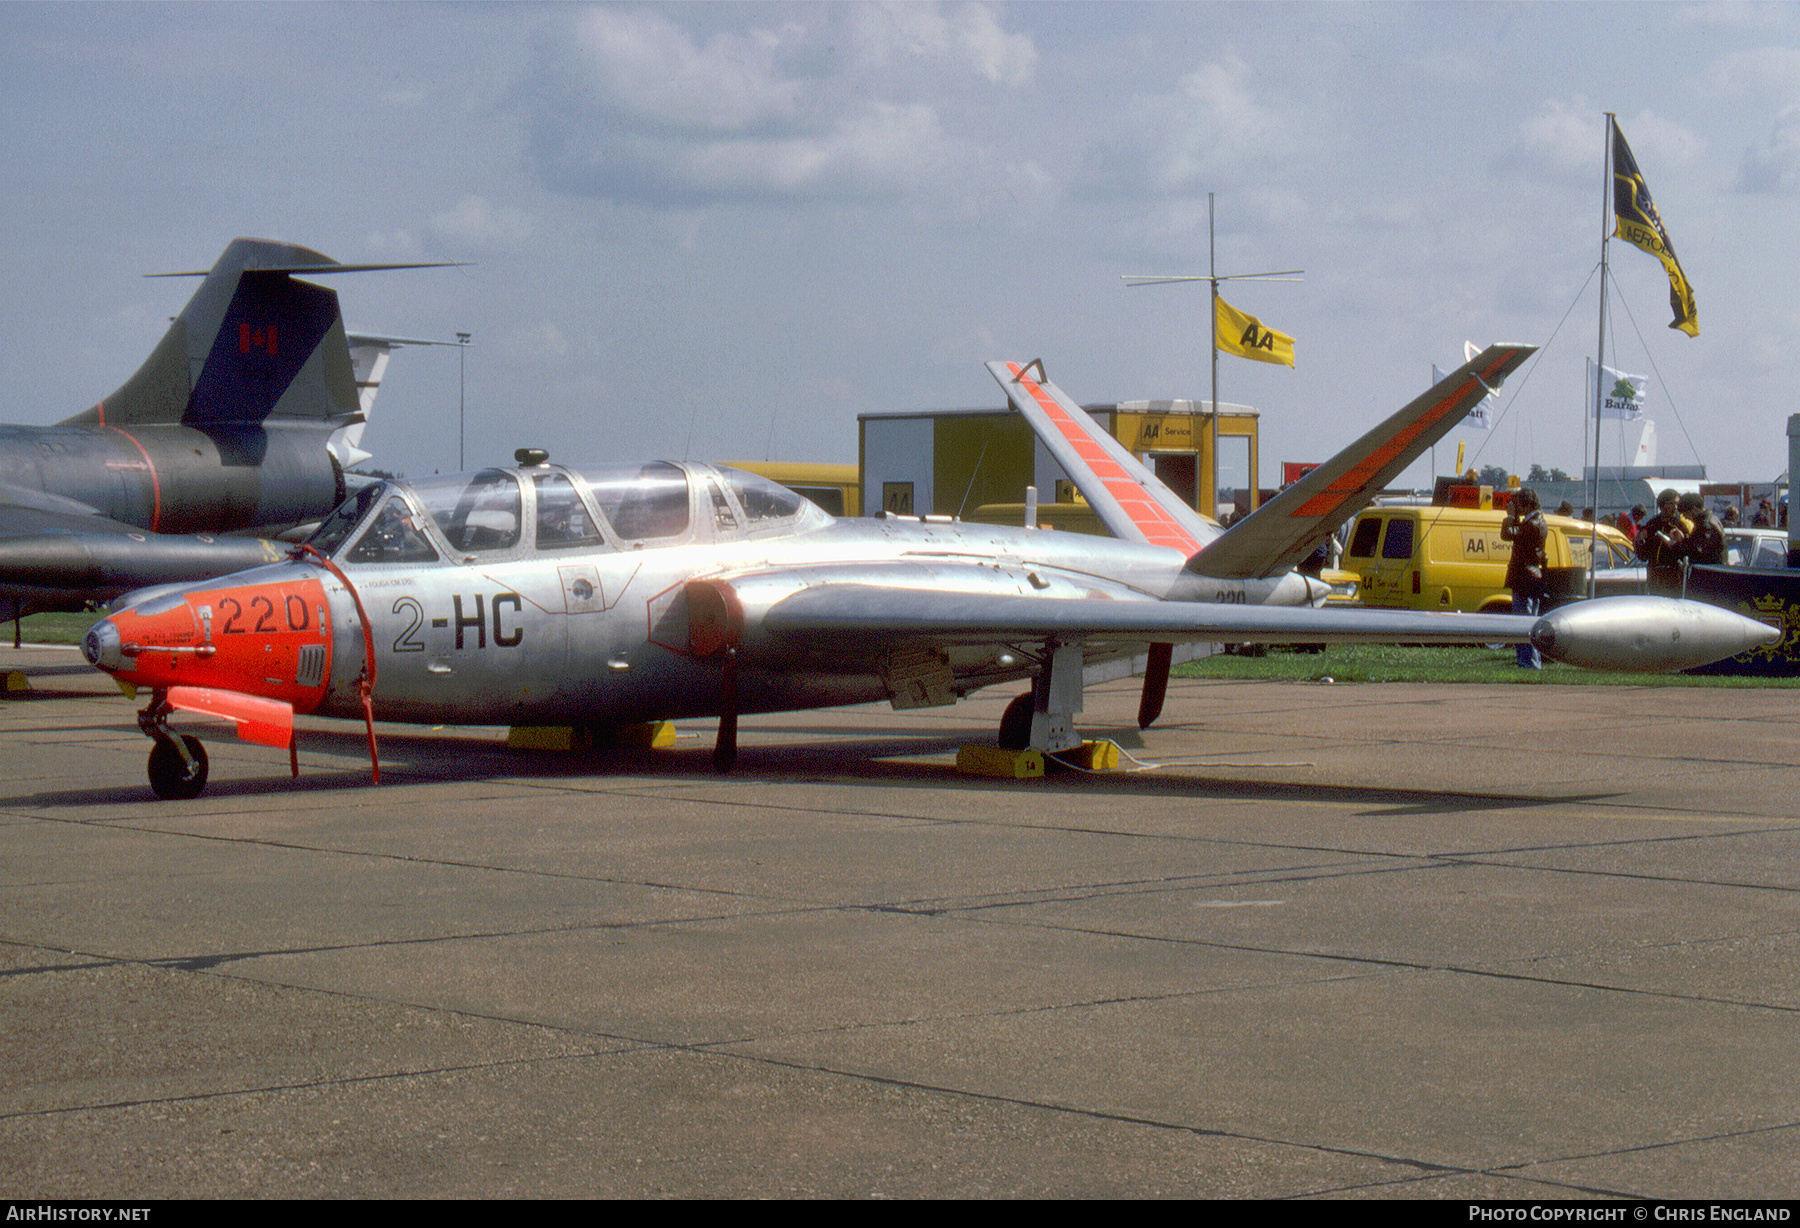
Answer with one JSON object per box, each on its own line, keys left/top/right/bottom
{"left": 1679, "top": 2, "right": 1799, "bottom": 32}
{"left": 1078, "top": 55, "right": 1299, "bottom": 197}
{"left": 1615, "top": 110, "right": 1706, "bottom": 168}
{"left": 531, "top": 99, "right": 968, "bottom": 204}
{"left": 568, "top": 6, "right": 805, "bottom": 134}
{"left": 1703, "top": 45, "right": 1800, "bottom": 100}
{"left": 678, "top": 101, "right": 954, "bottom": 196}
{"left": 1510, "top": 100, "right": 1702, "bottom": 181}
{"left": 949, "top": 2, "right": 1036, "bottom": 87}
{"left": 850, "top": 2, "right": 1037, "bottom": 87}
{"left": 1736, "top": 105, "right": 1800, "bottom": 193}
{"left": 1697, "top": 48, "right": 1800, "bottom": 193}
{"left": 429, "top": 196, "right": 533, "bottom": 248}
{"left": 1514, "top": 97, "right": 1600, "bottom": 175}
{"left": 517, "top": 3, "right": 1036, "bottom": 206}
{"left": 1154, "top": 57, "right": 1285, "bottom": 189}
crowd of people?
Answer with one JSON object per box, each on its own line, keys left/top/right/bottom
{"left": 1627, "top": 489, "right": 1727, "bottom": 596}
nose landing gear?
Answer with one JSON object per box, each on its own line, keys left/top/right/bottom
{"left": 140, "top": 692, "right": 209, "bottom": 800}
{"left": 147, "top": 734, "right": 209, "bottom": 800}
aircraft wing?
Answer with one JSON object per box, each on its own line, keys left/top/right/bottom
{"left": 761, "top": 582, "right": 1779, "bottom": 675}
{"left": 986, "top": 360, "right": 1218, "bottom": 554}
{"left": 765, "top": 583, "right": 1532, "bottom": 645}
{"left": 1188, "top": 343, "right": 1535, "bottom": 580}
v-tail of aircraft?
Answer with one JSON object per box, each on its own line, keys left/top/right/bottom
{"left": 987, "top": 344, "right": 1534, "bottom": 579}
{"left": 984, "top": 346, "right": 1541, "bottom": 724}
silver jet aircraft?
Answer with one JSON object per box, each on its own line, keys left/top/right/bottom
{"left": 83, "top": 350, "right": 1777, "bottom": 798}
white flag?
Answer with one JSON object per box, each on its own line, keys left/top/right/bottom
{"left": 1587, "top": 359, "right": 1647, "bottom": 421}
{"left": 1434, "top": 350, "right": 1492, "bottom": 430}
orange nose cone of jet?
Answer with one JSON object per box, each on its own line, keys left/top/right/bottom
{"left": 85, "top": 574, "right": 337, "bottom": 710}
{"left": 82, "top": 593, "right": 214, "bottom": 685}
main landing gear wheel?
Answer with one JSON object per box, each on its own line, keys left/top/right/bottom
{"left": 147, "top": 736, "right": 209, "bottom": 800}
{"left": 998, "top": 692, "right": 1034, "bottom": 750}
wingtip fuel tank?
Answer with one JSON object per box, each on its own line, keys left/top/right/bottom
{"left": 1532, "top": 597, "right": 1781, "bottom": 673}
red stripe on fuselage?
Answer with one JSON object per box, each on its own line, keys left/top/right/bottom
{"left": 102, "top": 425, "right": 163, "bottom": 533}
{"left": 1005, "top": 362, "right": 1200, "bottom": 554}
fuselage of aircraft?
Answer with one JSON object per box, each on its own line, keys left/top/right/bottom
{"left": 84, "top": 355, "right": 1780, "bottom": 800}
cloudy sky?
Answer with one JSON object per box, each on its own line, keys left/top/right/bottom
{"left": 3, "top": 1, "right": 1797, "bottom": 496}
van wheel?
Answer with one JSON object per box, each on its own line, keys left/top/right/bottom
{"left": 1481, "top": 599, "right": 1512, "bottom": 649}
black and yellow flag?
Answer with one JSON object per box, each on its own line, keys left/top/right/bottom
{"left": 1215, "top": 296, "right": 1295, "bottom": 366}
{"left": 1612, "top": 119, "right": 1698, "bottom": 337}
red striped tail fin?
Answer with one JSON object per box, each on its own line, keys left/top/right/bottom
{"left": 986, "top": 359, "right": 1219, "bottom": 555}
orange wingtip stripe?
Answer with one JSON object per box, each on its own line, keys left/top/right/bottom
{"left": 1290, "top": 373, "right": 1492, "bottom": 517}
{"left": 1010, "top": 365, "right": 1201, "bottom": 553}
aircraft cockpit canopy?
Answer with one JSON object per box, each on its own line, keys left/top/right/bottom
{"left": 347, "top": 496, "right": 439, "bottom": 564}
{"left": 421, "top": 468, "right": 523, "bottom": 553}
{"left": 306, "top": 482, "right": 385, "bottom": 558}
{"left": 307, "top": 460, "right": 828, "bottom": 565}
{"left": 719, "top": 465, "right": 813, "bottom": 524}
{"left": 531, "top": 471, "right": 605, "bottom": 549}
{"left": 585, "top": 461, "right": 690, "bottom": 541}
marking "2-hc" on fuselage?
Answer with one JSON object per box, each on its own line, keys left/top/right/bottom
{"left": 392, "top": 592, "right": 525, "bottom": 653}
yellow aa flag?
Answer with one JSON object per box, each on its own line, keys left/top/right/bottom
{"left": 1612, "top": 119, "right": 1698, "bottom": 337}
{"left": 1215, "top": 296, "right": 1295, "bottom": 366}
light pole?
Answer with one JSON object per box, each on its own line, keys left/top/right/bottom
{"left": 457, "top": 332, "right": 471, "bottom": 470}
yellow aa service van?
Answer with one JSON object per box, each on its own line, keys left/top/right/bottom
{"left": 1344, "top": 506, "right": 1635, "bottom": 612}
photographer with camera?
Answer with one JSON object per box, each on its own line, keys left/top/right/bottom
{"left": 1635, "top": 488, "right": 1691, "bottom": 595}
{"left": 1502, "top": 487, "right": 1549, "bottom": 669}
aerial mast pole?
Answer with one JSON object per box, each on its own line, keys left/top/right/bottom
{"left": 1209, "top": 193, "right": 1221, "bottom": 518}
{"left": 1123, "top": 195, "right": 1300, "bottom": 521}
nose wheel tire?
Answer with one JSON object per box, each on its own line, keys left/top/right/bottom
{"left": 148, "top": 736, "right": 209, "bottom": 800}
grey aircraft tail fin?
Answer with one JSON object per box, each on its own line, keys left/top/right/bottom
{"left": 62, "top": 239, "right": 358, "bottom": 430}
{"left": 61, "top": 239, "right": 458, "bottom": 432}
{"left": 337, "top": 332, "right": 455, "bottom": 469}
